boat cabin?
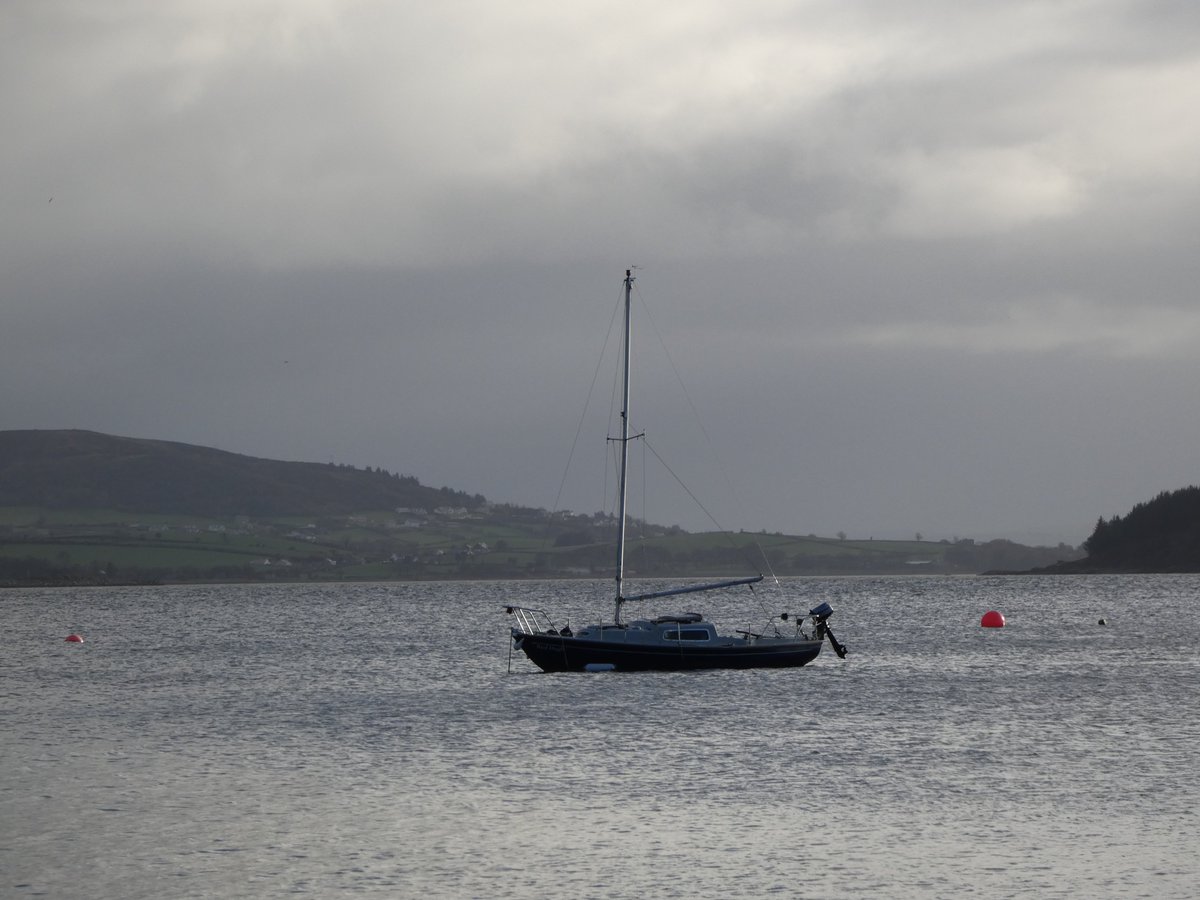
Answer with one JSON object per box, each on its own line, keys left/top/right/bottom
{"left": 573, "top": 614, "right": 727, "bottom": 646}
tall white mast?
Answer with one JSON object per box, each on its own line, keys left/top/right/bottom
{"left": 614, "top": 268, "right": 634, "bottom": 625}
{"left": 609, "top": 267, "right": 762, "bottom": 623}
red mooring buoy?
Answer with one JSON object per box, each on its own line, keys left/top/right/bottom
{"left": 980, "top": 610, "right": 1006, "bottom": 628}
{"left": 64, "top": 634, "right": 84, "bottom": 643}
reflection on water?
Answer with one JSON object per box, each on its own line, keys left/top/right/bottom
{"left": 2, "top": 575, "right": 1198, "bottom": 898}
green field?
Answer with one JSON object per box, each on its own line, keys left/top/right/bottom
{"left": 2, "top": 504, "right": 1078, "bottom": 585}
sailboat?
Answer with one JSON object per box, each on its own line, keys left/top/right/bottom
{"left": 506, "top": 269, "right": 848, "bottom": 673}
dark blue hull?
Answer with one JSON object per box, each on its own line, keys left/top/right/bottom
{"left": 515, "top": 632, "right": 823, "bottom": 672}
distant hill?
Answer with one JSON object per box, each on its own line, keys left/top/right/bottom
{"left": 0, "top": 429, "right": 1083, "bottom": 586}
{"left": 0, "top": 429, "right": 483, "bottom": 518}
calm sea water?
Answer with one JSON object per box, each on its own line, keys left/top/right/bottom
{"left": 3, "top": 575, "right": 1197, "bottom": 899}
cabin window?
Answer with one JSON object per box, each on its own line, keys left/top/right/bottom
{"left": 663, "top": 628, "right": 711, "bottom": 642}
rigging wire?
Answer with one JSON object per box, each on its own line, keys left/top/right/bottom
{"left": 630, "top": 280, "right": 782, "bottom": 588}
{"left": 550, "top": 284, "right": 625, "bottom": 520}
{"left": 640, "top": 438, "right": 724, "bottom": 534}
{"left": 641, "top": 438, "right": 779, "bottom": 623}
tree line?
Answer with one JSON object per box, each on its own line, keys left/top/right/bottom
{"left": 1083, "top": 486, "right": 1200, "bottom": 571}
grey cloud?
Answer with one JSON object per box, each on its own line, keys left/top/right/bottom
{"left": 4, "top": 1, "right": 1199, "bottom": 544}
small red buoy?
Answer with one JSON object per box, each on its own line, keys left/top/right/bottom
{"left": 65, "top": 634, "right": 84, "bottom": 643}
{"left": 980, "top": 610, "right": 1005, "bottom": 628}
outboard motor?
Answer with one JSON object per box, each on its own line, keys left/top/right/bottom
{"left": 810, "top": 601, "right": 834, "bottom": 620}
{"left": 809, "top": 602, "right": 848, "bottom": 659}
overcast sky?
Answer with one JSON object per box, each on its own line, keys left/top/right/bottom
{"left": 4, "top": 1, "right": 1199, "bottom": 545}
